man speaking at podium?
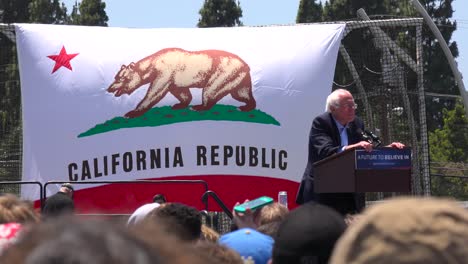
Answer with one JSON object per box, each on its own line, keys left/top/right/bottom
{"left": 296, "top": 89, "right": 404, "bottom": 215}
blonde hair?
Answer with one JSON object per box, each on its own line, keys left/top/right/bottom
{"left": 200, "top": 224, "right": 220, "bottom": 243}
{"left": 255, "top": 202, "right": 289, "bottom": 226}
{"left": 0, "top": 194, "right": 40, "bottom": 224}
{"left": 330, "top": 197, "right": 468, "bottom": 264}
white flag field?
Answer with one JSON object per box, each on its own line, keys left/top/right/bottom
{"left": 15, "top": 23, "right": 344, "bottom": 211}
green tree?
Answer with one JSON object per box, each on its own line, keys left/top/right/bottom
{"left": 429, "top": 101, "right": 468, "bottom": 162}
{"left": 69, "top": 0, "right": 108, "bottom": 26}
{"left": 322, "top": 0, "right": 391, "bottom": 21}
{"left": 396, "top": 0, "right": 458, "bottom": 132}
{"left": 429, "top": 101, "right": 468, "bottom": 199}
{"left": 69, "top": 1, "right": 79, "bottom": 24}
{"left": 29, "top": 0, "right": 68, "bottom": 24}
{"left": 0, "top": 0, "right": 31, "bottom": 23}
{"left": 296, "top": 0, "right": 323, "bottom": 23}
{"left": 197, "top": 0, "right": 243, "bottom": 27}
{"left": 319, "top": 0, "right": 397, "bottom": 88}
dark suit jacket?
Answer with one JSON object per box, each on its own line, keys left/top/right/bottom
{"left": 296, "top": 112, "right": 365, "bottom": 215}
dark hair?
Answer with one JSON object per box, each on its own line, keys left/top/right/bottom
{"left": 147, "top": 202, "right": 202, "bottom": 242}
{"left": 2, "top": 217, "right": 162, "bottom": 264}
{"left": 193, "top": 241, "right": 243, "bottom": 264}
{"left": 152, "top": 194, "right": 166, "bottom": 204}
{"left": 257, "top": 221, "right": 283, "bottom": 239}
{"left": 130, "top": 221, "right": 223, "bottom": 264}
{"left": 42, "top": 192, "right": 75, "bottom": 217}
{"left": 61, "top": 183, "right": 74, "bottom": 192}
{"left": 272, "top": 202, "right": 346, "bottom": 264}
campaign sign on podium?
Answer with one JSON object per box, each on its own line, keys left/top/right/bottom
{"left": 314, "top": 148, "right": 412, "bottom": 193}
{"left": 355, "top": 148, "right": 411, "bottom": 170}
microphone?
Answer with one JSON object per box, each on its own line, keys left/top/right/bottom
{"left": 355, "top": 127, "right": 372, "bottom": 144}
{"left": 365, "top": 130, "right": 382, "bottom": 147}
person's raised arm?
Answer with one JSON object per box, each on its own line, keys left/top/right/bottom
{"left": 231, "top": 200, "right": 259, "bottom": 230}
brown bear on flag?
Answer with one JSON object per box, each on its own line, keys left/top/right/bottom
{"left": 107, "top": 48, "right": 256, "bottom": 118}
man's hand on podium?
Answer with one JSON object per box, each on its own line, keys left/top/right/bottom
{"left": 345, "top": 141, "right": 373, "bottom": 152}
{"left": 387, "top": 142, "right": 405, "bottom": 149}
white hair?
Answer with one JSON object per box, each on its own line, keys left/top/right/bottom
{"left": 325, "top": 89, "right": 351, "bottom": 112}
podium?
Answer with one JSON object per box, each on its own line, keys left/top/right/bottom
{"left": 314, "top": 148, "right": 412, "bottom": 193}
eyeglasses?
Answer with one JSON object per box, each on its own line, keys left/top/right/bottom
{"left": 339, "top": 103, "right": 358, "bottom": 110}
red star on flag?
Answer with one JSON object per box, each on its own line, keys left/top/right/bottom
{"left": 47, "top": 46, "right": 79, "bottom": 73}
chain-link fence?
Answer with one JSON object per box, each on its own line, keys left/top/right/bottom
{"left": 335, "top": 17, "right": 467, "bottom": 200}
{"left": 0, "top": 24, "right": 21, "bottom": 194}
{"left": 334, "top": 18, "right": 430, "bottom": 199}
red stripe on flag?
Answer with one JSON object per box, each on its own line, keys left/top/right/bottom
{"left": 39, "top": 175, "right": 299, "bottom": 214}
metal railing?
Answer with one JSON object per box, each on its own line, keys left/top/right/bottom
{"left": 44, "top": 180, "right": 210, "bottom": 211}
{"left": 202, "top": 190, "right": 233, "bottom": 219}
{"left": 0, "top": 181, "right": 44, "bottom": 209}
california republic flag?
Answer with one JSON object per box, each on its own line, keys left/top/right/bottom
{"left": 15, "top": 23, "right": 344, "bottom": 212}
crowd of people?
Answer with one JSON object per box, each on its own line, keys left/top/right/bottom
{"left": 1, "top": 189, "right": 468, "bottom": 264}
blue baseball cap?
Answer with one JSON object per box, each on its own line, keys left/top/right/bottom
{"left": 219, "top": 228, "right": 273, "bottom": 264}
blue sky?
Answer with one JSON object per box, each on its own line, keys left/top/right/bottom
{"left": 63, "top": 0, "right": 467, "bottom": 92}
